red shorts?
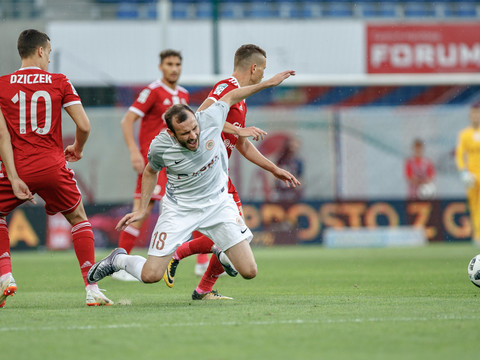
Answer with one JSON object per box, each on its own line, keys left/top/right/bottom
{"left": 134, "top": 167, "right": 167, "bottom": 201}
{"left": 0, "top": 163, "right": 81, "bottom": 216}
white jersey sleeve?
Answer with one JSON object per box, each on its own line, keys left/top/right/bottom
{"left": 196, "top": 101, "right": 229, "bottom": 130}
{"left": 147, "top": 131, "right": 171, "bottom": 172}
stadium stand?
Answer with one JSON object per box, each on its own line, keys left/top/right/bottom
{"left": 2, "top": 0, "right": 480, "bottom": 20}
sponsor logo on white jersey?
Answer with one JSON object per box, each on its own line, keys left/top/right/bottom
{"left": 206, "top": 139, "right": 215, "bottom": 150}
{"left": 213, "top": 83, "right": 228, "bottom": 96}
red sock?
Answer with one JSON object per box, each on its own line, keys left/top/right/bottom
{"left": 175, "top": 231, "right": 214, "bottom": 260}
{"left": 196, "top": 253, "right": 209, "bottom": 264}
{"left": 71, "top": 221, "right": 95, "bottom": 286}
{"left": 0, "top": 218, "right": 12, "bottom": 275}
{"left": 197, "top": 255, "right": 225, "bottom": 293}
{"left": 118, "top": 225, "right": 140, "bottom": 254}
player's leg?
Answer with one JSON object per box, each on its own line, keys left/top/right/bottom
{"left": 0, "top": 216, "right": 17, "bottom": 308}
{"left": 224, "top": 240, "right": 257, "bottom": 279}
{"left": 89, "top": 199, "right": 199, "bottom": 285}
{"left": 38, "top": 165, "right": 112, "bottom": 306}
{"left": 118, "top": 199, "right": 155, "bottom": 254}
{"left": 467, "top": 184, "right": 480, "bottom": 245}
{"left": 192, "top": 254, "right": 232, "bottom": 300}
{"left": 118, "top": 168, "right": 167, "bottom": 254}
{"left": 0, "top": 177, "right": 25, "bottom": 307}
{"left": 195, "top": 253, "right": 210, "bottom": 276}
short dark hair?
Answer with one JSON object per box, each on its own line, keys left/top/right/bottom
{"left": 17, "top": 29, "right": 50, "bottom": 59}
{"left": 159, "top": 49, "right": 182, "bottom": 63}
{"left": 234, "top": 44, "right": 266, "bottom": 70}
{"left": 164, "top": 104, "right": 195, "bottom": 134}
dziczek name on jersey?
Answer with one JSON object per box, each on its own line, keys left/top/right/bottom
{"left": 10, "top": 73, "right": 52, "bottom": 84}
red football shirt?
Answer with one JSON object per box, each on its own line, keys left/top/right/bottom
{"left": 129, "top": 80, "right": 189, "bottom": 160}
{"left": 0, "top": 67, "right": 81, "bottom": 177}
{"left": 207, "top": 77, "right": 247, "bottom": 158}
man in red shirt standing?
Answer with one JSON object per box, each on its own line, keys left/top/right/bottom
{"left": 163, "top": 44, "right": 300, "bottom": 300}
{"left": 114, "top": 50, "right": 212, "bottom": 280}
{"left": 405, "top": 138, "right": 436, "bottom": 199}
{"left": 0, "top": 29, "right": 112, "bottom": 307}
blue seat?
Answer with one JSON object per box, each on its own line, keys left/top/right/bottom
{"left": 454, "top": 2, "right": 477, "bottom": 17}
{"left": 300, "top": 1, "right": 322, "bottom": 18}
{"left": 323, "top": 3, "right": 353, "bottom": 17}
{"left": 171, "top": 0, "right": 192, "bottom": 19}
{"left": 196, "top": 1, "right": 212, "bottom": 18}
{"left": 378, "top": 2, "right": 397, "bottom": 17}
{"left": 359, "top": 3, "right": 377, "bottom": 17}
{"left": 220, "top": 1, "right": 245, "bottom": 19}
{"left": 248, "top": 2, "right": 276, "bottom": 18}
{"left": 116, "top": 2, "right": 139, "bottom": 18}
{"left": 274, "top": 0, "right": 301, "bottom": 18}
{"left": 404, "top": 3, "right": 434, "bottom": 17}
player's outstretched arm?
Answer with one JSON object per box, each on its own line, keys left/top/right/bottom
{"left": 116, "top": 163, "right": 158, "bottom": 231}
{"left": 220, "top": 70, "right": 295, "bottom": 108}
{"left": 236, "top": 137, "right": 301, "bottom": 188}
{"left": 223, "top": 122, "right": 267, "bottom": 141}
{"left": 121, "top": 110, "right": 145, "bottom": 174}
{"left": 0, "top": 111, "right": 36, "bottom": 203}
{"left": 64, "top": 104, "right": 91, "bottom": 162}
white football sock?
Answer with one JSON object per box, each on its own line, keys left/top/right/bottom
{"left": 114, "top": 254, "right": 146, "bottom": 282}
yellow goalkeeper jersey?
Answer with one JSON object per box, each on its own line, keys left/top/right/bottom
{"left": 456, "top": 127, "right": 480, "bottom": 175}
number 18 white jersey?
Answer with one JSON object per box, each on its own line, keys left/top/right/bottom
{"left": 147, "top": 101, "right": 230, "bottom": 207}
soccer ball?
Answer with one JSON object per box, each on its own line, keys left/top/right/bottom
{"left": 467, "top": 254, "right": 480, "bottom": 288}
{"left": 417, "top": 182, "right": 436, "bottom": 200}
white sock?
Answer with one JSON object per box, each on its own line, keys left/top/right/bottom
{"left": 114, "top": 254, "right": 146, "bottom": 283}
{"left": 219, "top": 251, "right": 237, "bottom": 271}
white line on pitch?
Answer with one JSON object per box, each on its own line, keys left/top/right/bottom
{"left": 1, "top": 314, "right": 478, "bottom": 332}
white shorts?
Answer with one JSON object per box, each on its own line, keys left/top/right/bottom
{"left": 147, "top": 192, "right": 253, "bottom": 257}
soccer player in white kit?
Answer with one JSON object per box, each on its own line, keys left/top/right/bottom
{"left": 87, "top": 70, "right": 295, "bottom": 288}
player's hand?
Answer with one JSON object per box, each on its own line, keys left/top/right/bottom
{"left": 461, "top": 170, "right": 476, "bottom": 188}
{"left": 10, "top": 178, "right": 36, "bottom": 204}
{"left": 266, "top": 70, "right": 296, "bottom": 87}
{"left": 115, "top": 210, "right": 146, "bottom": 231}
{"left": 131, "top": 150, "right": 145, "bottom": 174}
{"left": 272, "top": 168, "right": 301, "bottom": 188}
{"left": 64, "top": 144, "right": 83, "bottom": 162}
{"left": 237, "top": 126, "right": 267, "bottom": 141}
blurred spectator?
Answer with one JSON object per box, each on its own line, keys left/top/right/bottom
{"left": 274, "top": 137, "right": 303, "bottom": 201}
{"left": 404, "top": 138, "right": 436, "bottom": 200}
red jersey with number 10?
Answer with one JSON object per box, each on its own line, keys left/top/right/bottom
{"left": 207, "top": 77, "right": 247, "bottom": 158}
{"left": 0, "top": 67, "right": 81, "bottom": 177}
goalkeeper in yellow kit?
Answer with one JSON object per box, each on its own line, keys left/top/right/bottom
{"left": 456, "top": 104, "right": 480, "bottom": 245}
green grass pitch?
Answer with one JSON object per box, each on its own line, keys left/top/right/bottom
{"left": 1, "top": 243, "right": 479, "bottom": 360}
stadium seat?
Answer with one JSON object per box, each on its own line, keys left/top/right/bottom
{"left": 248, "top": 2, "right": 276, "bottom": 18}
{"left": 322, "top": 3, "right": 354, "bottom": 17}
{"left": 378, "top": 2, "right": 397, "bottom": 17}
{"left": 171, "top": 0, "right": 193, "bottom": 19}
{"left": 300, "top": 1, "right": 322, "bottom": 18}
{"left": 359, "top": 3, "right": 377, "bottom": 17}
{"left": 196, "top": 1, "right": 213, "bottom": 18}
{"left": 220, "top": 0, "right": 245, "bottom": 19}
{"left": 116, "top": 2, "right": 139, "bottom": 18}
{"left": 458, "top": 2, "right": 477, "bottom": 17}
{"left": 274, "top": 0, "right": 301, "bottom": 18}
{"left": 404, "top": 2, "right": 434, "bottom": 17}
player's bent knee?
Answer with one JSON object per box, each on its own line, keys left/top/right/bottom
{"left": 240, "top": 263, "right": 257, "bottom": 280}
{"left": 141, "top": 270, "right": 163, "bottom": 283}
